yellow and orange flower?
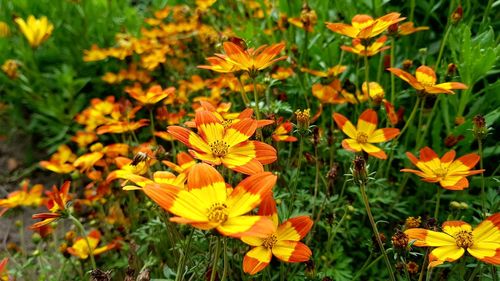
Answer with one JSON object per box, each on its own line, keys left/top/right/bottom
{"left": 14, "top": 15, "right": 54, "bottom": 48}
{"left": 341, "top": 36, "right": 390, "bottom": 57}
{"left": 397, "top": 22, "right": 429, "bottom": 36}
{"left": 67, "top": 230, "right": 119, "bottom": 259}
{"left": 326, "top": 13, "right": 405, "bottom": 39}
{"left": 126, "top": 84, "right": 175, "bottom": 106}
{"left": 387, "top": 65, "right": 467, "bottom": 94}
{"left": 0, "top": 180, "right": 43, "bottom": 216}
{"left": 301, "top": 64, "right": 347, "bottom": 78}
{"left": 31, "top": 181, "right": 71, "bottom": 229}
{"left": 405, "top": 213, "right": 500, "bottom": 267}
{"left": 199, "top": 42, "right": 286, "bottom": 76}
{"left": 241, "top": 195, "right": 313, "bottom": 275}
{"left": 401, "top": 147, "right": 484, "bottom": 190}
{"left": 311, "top": 80, "right": 346, "bottom": 104}
{"left": 333, "top": 109, "right": 400, "bottom": 159}
{"left": 272, "top": 120, "right": 297, "bottom": 142}
{"left": 39, "top": 144, "right": 76, "bottom": 174}
{"left": 0, "top": 258, "right": 8, "bottom": 281}
{"left": 141, "top": 163, "right": 276, "bottom": 238}
{"left": 168, "top": 110, "right": 277, "bottom": 175}
{"left": 362, "top": 82, "right": 385, "bottom": 104}
{"left": 162, "top": 151, "right": 196, "bottom": 175}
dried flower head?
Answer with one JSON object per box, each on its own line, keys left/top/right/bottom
{"left": 405, "top": 216, "right": 421, "bottom": 229}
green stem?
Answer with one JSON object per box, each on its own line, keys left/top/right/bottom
{"left": 251, "top": 78, "right": 261, "bottom": 120}
{"left": 69, "top": 214, "right": 96, "bottom": 270}
{"left": 390, "top": 38, "right": 396, "bottom": 104}
{"left": 409, "top": 0, "right": 416, "bottom": 22}
{"left": 290, "top": 137, "right": 304, "bottom": 204}
{"left": 237, "top": 76, "right": 251, "bottom": 106}
{"left": 434, "top": 188, "right": 442, "bottom": 219}
{"left": 478, "top": 140, "right": 486, "bottom": 218}
{"left": 415, "top": 96, "right": 427, "bottom": 148}
{"left": 418, "top": 249, "right": 429, "bottom": 281}
{"left": 352, "top": 253, "right": 383, "bottom": 281}
{"left": 149, "top": 108, "right": 157, "bottom": 144}
{"left": 417, "top": 96, "right": 440, "bottom": 148}
{"left": 466, "top": 264, "right": 481, "bottom": 281}
{"left": 299, "top": 29, "right": 309, "bottom": 67}
{"left": 221, "top": 237, "right": 228, "bottom": 281}
{"left": 435, "top": 25, "right": 452, "bottom": 69}
{"left": 364, "top": 50, "right": 370, "bottom": 99}
{"left": 210, "top": 236, "right": 222, "bottom": 281}
{"left": 359, "top": 182, "right": 396, "bottom": 281}
{"left": 175, "top": 228, "right": 194, "bottom": 281}
{"left": 325, "top": 209, "right": 347, "bottom": 251}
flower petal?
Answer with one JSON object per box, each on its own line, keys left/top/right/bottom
{"left": 333, "top": 113, "right": 357, "bottom": 139}
{"left": 272, "top": 240, "right": 312, "bottom": 262}
{"left": 276, "top": 216, "right": 313, "bottom": 241}
{"left": 428, "top": 246, "right": 464, "bottom": 268}
{"left": 243, "top": 246, "right": 272, "bottom": 275}
{"left": 405, "top": 228, "right": 456, "bottom": 247}
{"left": 217, "top": 215, "right": 275, "bottom": 238}
{"left": 227, "top": 172, "right": 276, "bottom": 217}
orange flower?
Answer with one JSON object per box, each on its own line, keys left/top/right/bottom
{"left": 311, "top": 80, "right": 347, "bottom": 104}
{"left": 39, "top": 144, "right": 76, "bottom": 174}
{"left": 168, "top": 110, "right": 277, "bottom": 175}
{"left": 199, "top": 42, "right": 286, "bottom": 76}
{"left": 397, "top": 22, "right": 429, "bottom": 36}
{"left": 241, "top": 195, "right": 313, "bottom": 275}
{"left": 142, "top": 163, "right": 276, "bottom": 238}
{"left": 301, "top": 64, "right": 346, "bottom": 78}
{"left": 333, "top": 109, "right": 400, "bottom": 159}
{"left": 31, "top": 181, "right": 71, "bottom": 229}
{"left": 126, "top": 84, "right": 175, "bottom": 106}
{"left": 401, "top": 147, "right": 484, "bottom": 190}
{"left": 96, "top": 119, "right": 149, "bottom": 134}
{"left": 405, "top": 213, "right": 500, "bottom": 267}
{"left": 326, "top": 13, "right": 405, "bottom": 39}
{"left": 341, "top": 36, "right": 390, "bottom": 57}
{"left": 162, "top": 151, "right": 196, "bottom": 175}
{"left": 0, "top": 258, "right": 8, "bottom": 281}
{"left": 387, "top": 65, "right": 467, "bottom": 94}
{"left": 0, "top": 180, "right": 43, "bottom": 216}
{"left": 272, "top": 119, "right": 297, "bottom": 142}
{"left": 362, "top": 82, "right": 385, "bottom": 104}
{"left": 67, "top": 230, "right": 119, "bottom": 259}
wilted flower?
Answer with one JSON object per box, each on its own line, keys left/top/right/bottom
{"left": 1, "top": 59, "right": 20, "bottom": 79}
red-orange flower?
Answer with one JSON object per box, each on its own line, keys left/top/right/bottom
{"left": 199, "top": 42, "right": 286, "bottom": 76}
{"left": 272, "top": 120, "right": 297, "bottom": 142}
{"left": 397, "top": 22, "right": 429, "bottom": 36}
{"left": 401, "top": 147, "right": 484, "bottom": 190}
{"left": 241, "top": 195, "right": 313, "bottom": 275}
{"left": 326, "top": 13, "right": 405, "bottom": 39}
{"left": 387, "top": 65, "right": 467, "bottom": 94}
{"left": 39, "top": 144, "right": 76, "bottom": 174}
{"left": 67, "top": 230, "right": 119, "bottom": 259}
{"left": 333, "top": 109, "right": 400, "bottom": 159}
{"left": 168, "top": 110, "right": 277, "bottom": 175}
{"left": 126, "top": 84, "right": 175, "bottom": 106}
{"left": 0, "top": 180, "right": 43, "bottom": 216}
{"left": 31, "top": 181, "right": 71, "bottom": 229}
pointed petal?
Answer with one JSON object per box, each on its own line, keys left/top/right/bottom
{"left": 243, "top": 246, "right": 272, "bottom": 275}
{"left": 428, "top": 246, "right": 464, "bottom": 268}
{"left": 217, "top": 215, "right": 275, "bottom": 238}
{"left": 357, "top": 109, "right": 378, "bottom": 134}
{"left": 227, "top": 172, "right": 276, "bottom": 217}
{"left": 342, "top": 139, "right": 362, "bottom": 152}
{"left": 277, "top": 216, "right": 313, "bottom": 241}
{"left": 224, "top": 118, "right": 257, "bottom": 147}
{"left": 467, "top": 242, "right": 500, "bottom": 265}
{"left": 367, "top": 128, "right": 400, "bottom": 143}
{"left": 387, "top": 68, "right": 423, "bottom": 90}
{"left": 404, "top": 228, "right": 456, "bottom": 247}
{"left": 272, "top": 240, "right": 312, "bottom": 262}
{"left": 360, "top": 143, "right": 387, "bottom": 159}
{"left": 167, "top": 126, "right": 211, "bottom": 153}
{"left": 333, "top": 113, "right": 357, "bottom": 139}
{"left": 415, "top": 66, "right": 437, "bottom": 86}
{"left": 473, "top": 213, "right": 500, "bottom": 243}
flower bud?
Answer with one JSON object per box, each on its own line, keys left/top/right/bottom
{"left": 391, "top": 230, "right": 409, "bottom": 249}
{"left": 472, "top": 115, "right": 488, "bottom": 140}
{"left": 406, "top": 261, "right": 419, "bottom": 274}
{"left": 388, "top": 23, "right": 399, "bottom": 35}
{"left": 404, "top": 216, "right": 421, "bottom": 229}
{"left": 450, "top": 201, "right": 462, "bottom": 209}
{"left": 352, "top": 156, "right": 368, "bottom": 185}
{"left": 294, "top": 109, "right": 311, "bottom": 135}
{"left": 451, "top": 5, "right": 463, "bottom": 24}
{"left": 402, "top": 59, "right": 413, "bottom": 71}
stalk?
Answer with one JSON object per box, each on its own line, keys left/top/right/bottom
{"left": 478, "top": 140, "right": 486, "bottom": 218}
{"left": 210, "top": 236, "right": 222, "bottom": 281}
{"left": 435, "top": 25, "right": 452, "bottom": 70}
{"left": 434, "top": 188, "right": 442, "bottom": 219}
{"left": 175, "top": 228, "right": 194, "bottom": 281}
{"left": 221, "top": 237, "right": 229, "bottom": 281}
{"left": 390, "top": 38, "right": 396, "bottom": 104}
{"left": 359, "top": 182, "right": 396, "bottom": 281}
{"left": 364, "top": 49, "right": 371, "bottom": 99}
{"left": 237, "top": 76, "right": 251, "bottom": 106}
{"left": 149, "top": 108, "right": 157, "bottom": 144}
{"left": 69, "top": 214, "right": 96, "bottom": 270}
{"left": 251, "top": 77, "right": 261, "bottom": 120}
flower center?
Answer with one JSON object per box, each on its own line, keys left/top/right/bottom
{"left": 434, "top": 167, "right": 448, "bottom": 178}
{"left": 209, "top": 140, "right": 229, "bottom": 157}
{"left": 207, "top": 203, "right": 228, "bottom": 223}
{"left": 356, "top": 132, "right": 369, "bottom": 143}
{"left": 455, "top": 230, "right": 473, "bottom": 248}
{"left": 221, "top": 119, "right": 233, "bottom": 128}
{"left": 262, "top": 234, "right": 278, "bottom": 249}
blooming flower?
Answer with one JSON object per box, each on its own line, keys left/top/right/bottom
{"left": 0, "top": 180, "right": 43, "bottom": 216}
{"left": 311, "top": 80, "right": 347, "bottom": 104}
{"left": 405, "top": 213, "right": 500, "bottom": 267}
{"left": 14, "top": 15, "right": 54, "bottom": 48}
{"left": 301, "top": 64, "right": 346, "bottom": 78}
{"left": 67, "top": 230, "right": 119, "bottom": 259}
{"left": 0, "top": 258, "right": 8, "bottom": 281}
{"left": 397, "top": 22, "right": 429, "bottom": 36}
{"left": 272, "top": 120, "right": 297, "bottom": 142}
{"left": 341, "top": 36, "right": 390, "bottom": 57}
{"left": 362, "top": 82, "right": 385, "bottom": 104}
{"left": 1, "top": 59, "right": 20, "bottom": 79}
{"left": 199, "top": 42, "right": 286, "bottom": 76}
{"left": 387, "top": 65, "right": 467, "bottom": 94}
{"left": 333, "top": 109, "right": 400, "bottom": 159}
{"left": 168, "top": 110, "right": 277, "bottom": 175}
{"left": 126, "top": 84, "right": 175, "bottom": 106}
{"left": 162, "top": 151, "right": 196, "bottom": 175}
{"left": 143, "top": 163, "right": 276, "bottom": 238}
{"left": 401, "top": 147, "right": 484, "bottom": 190}
{"left": 39, "top": 144, "right": 76, "bottom": 174}
{"left": 241, "top": 195, "right": 313, "bottom": 275}
{"left": 326, "top": 13, "right": 405, "bottom": 39}
{"left": 31, "top": 181, "right": 71, "bottom": 229}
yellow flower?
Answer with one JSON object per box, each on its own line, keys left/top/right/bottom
{"left": 14, "top": 15, "right": 54, "bottom": 48}
{"left": 0, "top": 21, "right": 10, "bottom": 37}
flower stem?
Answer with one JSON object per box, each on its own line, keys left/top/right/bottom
{"left": 210, "top": 236, "right": 222, "bottom": 281}
{"left": 149, "top": 108, "right": 157, "bottom": 144}
{"left": 435, "top": 24, "right": 452, "bottom": 69}
{"left": 69, "top": 214, "right": 96, "bottom": 270}
{"left": 364, "top": 50, "right": 370, "bottom": 99}
{"left": 237, "top": 76, "right": 251, "bottom": 106}
{"left": 478, "top": 139, "right": 486, "bottom": 218}
{"left": 221, "top": 237, "right": 228, "bottom": 281}
{"left": 434, "top": 188, "right": 442, "bottom": 219}
{"left": 359, "top": 182, "right": 396, "bottom": 281}
{"left": 175, "top": 228, "right": 194, "bottom": 281}
{"left": 390, "top": 38, "right": 396, "bottom": 104}
{"left": 251, "top": 78, "right": 261, "bottom": 120}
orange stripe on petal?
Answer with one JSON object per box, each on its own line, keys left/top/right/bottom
{"left": 442, "top": 221, "right": 471, "bottom": 236}
{"left": 405, "top": 228, "right": 456, "bottom": 247}
{"left": 333, "top": 113, "right": 357, "bottom": 138}
{"left": 468, "top": 243, "right": 500, "bottom": 265}
{"left": 258, "top": 193, "right": 279, "bottom": 227}
{"left": 357, "top": 109, "right": 378, "bottom": 134}
{"left": 428, "top": 246, "right": 464, "bottom": 268}
{"left": 419, "top": 147, "right": 439, "bottom": 162}
{"left": 360, "top": 143, "right": 387, "bottom": 159}
{"left": 277, "top": 216, "right": 313, "bottom": 241}
{"left": 368, "top": 128, "right": 400, "bottom": 143}
{"left": 218, "top": 215, "right": 275, "bottom": 238}
{"left": 273, "top": 240, "right": 311, "bottom": 262}
{"left": 252, "top": 141, "right": 277, "bottom": 164}
{"left": 415, "top": 66, "right": 437, "bottom": 86}
{"left": 387, "top": 68, "right": 423, "bottom": 90}
{"left": 342, "top": 139, "right": 362, "bottom": 152}
{"left": 167, "top": 126, "right": 211, "bottom": 153}
{"left": 227, "top": 172, "right": 276, "bottom": 217}
{"left": 455, "top": 153, "right": 480, "bottom": 169}
{"left": 243, "top": 246, "right": 272, "bottom": 275}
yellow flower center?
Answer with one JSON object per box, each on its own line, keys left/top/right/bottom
{"left": 262, "top": 234, "right": 278, "bottom": 249}
{"left": 455, "top": 230, "right": 473, "bottom": 248}
{"left": 356, "top": 132, "right": 369, "bottom": 144}
{"left": 209, "top": 140, "right": 229, "bottom": 157}
{"left": 207, "top": 202, "right": 228, "bottom": 223}
{"left": 221, "top": 119, "right": 233, "bottom": 128}
{"left": 434, "top": 167, "right": 448, "bottom": 179}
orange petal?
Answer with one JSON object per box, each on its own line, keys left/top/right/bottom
{"left": 386, "top": 68, "right": 423, "bottom": 90}
{"left": 333, "top": 113, "right": 357, "bottom": 138}
{"left": 357, "top": 109, "right": 378, "bottom": 134}
{"left": 227, "top": 172, "right": 276, "bottom": 217}
{"left": 217, "top": 215, "right": 275, "bottom": 238}
{"left": 243, "top": 246, "right": 272, "bottom": 275}
{"left": 272, "top": 240, "right": 312, "bottom": 262}
{"left": 415, "top": 66, "right": 437, "bottom": 86}
{"left": 277, "top": 216, "right": 313, "bottom": 241}
{"left": 367, "top": 128, "right": 400, "bottom": 143}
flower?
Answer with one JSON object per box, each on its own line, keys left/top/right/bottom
{"left": 326, "top": 13, "right": 405, "bottom": 39}
{"left": 301, "top": 64, "right": 346, "bottom": 78}
{"left": 0, "top": 180, "right": 43, "bottom": 216}
{"left": 31, "top": 181, "right": 71, "bottom": 229}
{"left": 341, "top": 36, "right": 390, "bottom": 57}
{"left": 333, "top": 109, "right": 400, "bottom": 159}
{"left": 1, "top": 59, "right": 20, "bottom": 79}
{"left": 0, "top": 21, "right": 10, "bottom": 37}
{"left": 387, "top": 65, "right": 467, "bottom": 94}
{"left": 144, "top": 163, "right": 276, "bottom": 238}
{"left": 67, "top": 230, "right": 119, "bottom": 259}
{"left": 162, "top": 151, "right": 196, "bottom": 175}
{"left": 397, "top": 22, "right": 429, "bottom": 36}
{"left": 362, "top": 82, "right": 385, "bottom": 104}
{"left": 272, "top": 120, "right": 297, "bottom": 142}
{"left": 401, "top": 147, "right": 484, "bottom": 190}
{"left": 126, "top": 84, "right": 175, "bottom": 106}
{"left": 0, "top": 258, "right": 8, "bottom": 281}
{"left": 168, "top": 110, "right": 277, "bottom": 175}
{"left": 199, "top": 42, "right": 286, "bottom": 76}
{"left": 39, "top": 144, "right": 76, "bottom": 174}
{"left": 14, "top": 15, "right": 54, "bottom": 48}
{"left": 405, "top": 213, "right": 500, "bottom": 267}
{"left": 241, "top": 195, "right": 313, "bottom": 275}
{"left": 311, "top": 80, "right": 346, "bottom": 104}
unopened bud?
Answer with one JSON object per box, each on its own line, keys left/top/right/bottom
{"left": 450, "top": 201, "right": 462, "bottom": 209}
{"left": 451, "top": 5, "right": 463, "bottom": 24}
{"left": 352, "top": 156, "right": 368, "bottom": 185}
{"left": 406, "top": 261, "right": 419, "bottom": 274}
{"left": 391, "top": 230, "right": 409, "bottom": 249}
{"left": 295, "top": 109, "right": 311, "bottom": 135}
{"left": 404, "top": 216, "right": 421, "bottom": 229}
{"left": 472, "top": 115, "right": 488, "bottom": 140}
{"left": 388, "top": 23, "right": 399, "bottom": 35}
{"left": 402, "top": 59, "right": 413, "bottom": 71}
{"left": 447, "top": 63, "right": 457, "bottom": 76}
